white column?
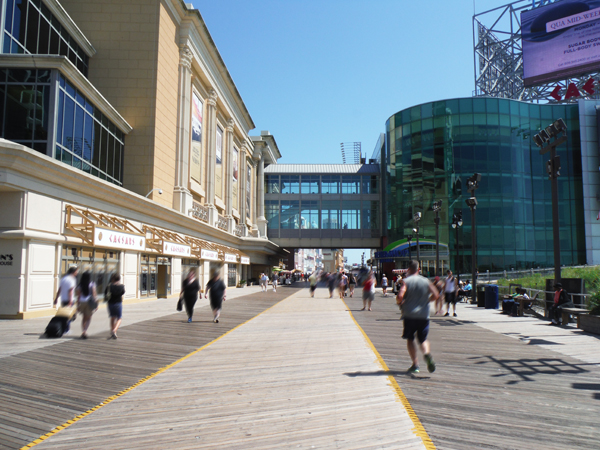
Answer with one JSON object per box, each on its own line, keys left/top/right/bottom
{"left": 225, "top": 119, "right": 235, "bottom": 233}
{"left": 250, "top": 160, "right": 259, "bottom": 236}
{"left": 257, "top": 153, "right": 268, "bottom": 238}
{"left": 173, "top": 45, "right": 194, "bottom": 214}
{"left": 205, "top": 89, "right": 218, "bottom": 226}
{"left": 238, "top": 143, "right": 249, "bottom": 236}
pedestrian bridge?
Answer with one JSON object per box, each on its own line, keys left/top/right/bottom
{"left": 263, "top": 163, "right": 382, "bottom": 249}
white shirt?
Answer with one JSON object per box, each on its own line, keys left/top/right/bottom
{"left": 59, "top": 275, "right": 76, "bottom": 303}
{"left": 445, "top": 276, "right": 456, "bottom": 293}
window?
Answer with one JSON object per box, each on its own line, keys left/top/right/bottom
{"left": 265, "top": 200, "right": 279, "bottom": 229}
{"left": 300, "top": 200, "right": 319, "bottom": 229}
{"left": 281, "top": 175, "right": 299, "bottom": 194}
{"left": 266, "top": 174, "right": 280, "bottom": 193}
{"left": 361, "top": 175, "right": 378, "bottom": 194}
{"left": 321, "top": 200, "right": 340, "bottom": 229}
{"left": 280, "top": 200, "right": 299, "bottom": 229}
{"left": 300, "top": 175, "right": 319, "bottom": 194}
{"left": 341, "top": 175, "right": 360, "bottom": 194}
{"left": 321, "top": 175, "right": 339, "bottom": 194}
{"left": 341, "top": 200, "right": 361, "bottom": 229}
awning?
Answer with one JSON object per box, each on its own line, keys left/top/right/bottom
{"left": 143, "top": 225, "right": 191, "bottom": 258}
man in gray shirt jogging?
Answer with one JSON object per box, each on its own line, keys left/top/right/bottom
{"left": 396, "top": 260, "right": 439, "bottom": 374}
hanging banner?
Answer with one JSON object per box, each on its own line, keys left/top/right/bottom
{"left": 232, "top": 147, "right": 239, "bottom": 210}
{"left": 201, "top": 248, "right": 219, "bottom": 261}
{"left": 162, "top": 242, "right": 191, "bottom": 257}
{"left": 94, "top": 227, "right": 145, "bottom": 251}
{"left": 246, "top": 163, "right": 251, "bottom": 219}
{"left": 191, "top": 92, "right": 203, "bottom": 183}
{"left": 224, "top": 253, "right": 237, "bottom": 263}
{"left": 216, "top": 126, "right": 223, "bottom": 199}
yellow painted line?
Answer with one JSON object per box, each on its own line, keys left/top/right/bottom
{"left": 342, "top": 298, "right": 436, "bottom": 450}
{"left": 20, "top": 295, "right": 291, "bottom": 450}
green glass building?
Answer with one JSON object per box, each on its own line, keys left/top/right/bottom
{"left": 385, "top": 97, "right": 586, "bottom": 273}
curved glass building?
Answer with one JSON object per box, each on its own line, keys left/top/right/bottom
{"left": 385, "top": 97, "right": 586, "bottom": 273}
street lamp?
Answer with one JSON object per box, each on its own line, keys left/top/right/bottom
{"left": 451, "top": 211, "right": 463, "bottom": 284}
{"left": 465, "top": 173, "right": 481, "bottom": 306}
{"left": 413, "top": 212, "right": 421, "bottom": 267}
{"left": 406, "top": 234, "right": 413, "bottom": 262}
{"left": 533, "top": 118, "right": 567, "bottom": 284}
{"left": 145, "top": 188, "right": 163, "bottom": 198}
{"left": 432, "top": 200, "right": 442, "bottom": 277}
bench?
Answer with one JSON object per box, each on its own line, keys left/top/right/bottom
{"left": 561, "top": 307, "right": 590, "bottom": 327}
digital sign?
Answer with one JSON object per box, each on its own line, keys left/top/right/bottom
{"left": 522, "top": 0, "right": 600, "bottom": 86}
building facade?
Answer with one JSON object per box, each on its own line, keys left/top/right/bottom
{"left": 0, "top": 0, "right": 283, "bottom": 318}
{"left": 384, "top": 97, "right": 600, "bottom": 273}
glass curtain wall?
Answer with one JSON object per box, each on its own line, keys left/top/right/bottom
{"left": 3, "top": 0, "right": 90, "bottom": 75}
{"left": 386, "top": 97, "right": 585, "bottom": 271}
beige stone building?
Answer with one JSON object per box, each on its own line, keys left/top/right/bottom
{"left": 0, "top": 0, "right": 282, "bottom": 318}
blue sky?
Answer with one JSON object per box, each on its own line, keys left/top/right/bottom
{"left": 192, "top": 0, "right": 504, "bottom": 264}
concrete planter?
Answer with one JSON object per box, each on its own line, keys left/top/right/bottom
{"left": 579, "top": 314, "right": 600, "bottom": 335}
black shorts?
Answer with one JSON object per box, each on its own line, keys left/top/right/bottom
{"left": 402, "top": 318, "right": 430, "bottom": 344}
{"left": 310, "top": 285, "right": 316, "bottom": 292}
{"left": 444, "top": 292, "right": 457, "bottom": 304}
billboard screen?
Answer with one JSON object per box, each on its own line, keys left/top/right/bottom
{"left": 522, "top": 0, "right": 600, "bottom": 86}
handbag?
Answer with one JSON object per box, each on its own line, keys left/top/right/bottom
{"left": 176, "top": 295, "right": 183, "bottom": 312}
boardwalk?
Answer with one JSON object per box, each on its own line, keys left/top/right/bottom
{"left": 1, "top": 285, "right": 598, "bottom": 450}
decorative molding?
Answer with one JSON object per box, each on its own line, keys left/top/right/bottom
{"left": 226, "top": 118, "right": 235, "bottom": 133}
{"left": 207, "top": 89, "right": 218, "bottom": 107}
{"left": 179, "top": 45, "right": 193, "bottom": 69}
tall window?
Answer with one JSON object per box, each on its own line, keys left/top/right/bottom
{"left": 265, "top": 200, "right": 279, "bottom": 229}
{"left": 280, "top": 200, "right": 299, "bottom": 229}
{"left": 0, "top": 68, "right": 51, "bottom": 153}
{"left": 55, "top": 74, "right": 125, "bottom": 185}
{"left": 321, "top": 200, "right": 340, "bottom": 229}
{"left": 361, "top": 175, "right": 378, "bottom": 194}
{"left": 300, "top": 175, "right": 319, "bottom": 194}
{"left": 300, "top": 200, "right": 319, "bottom": 229}
{"left": 321, "top": 175, "right": 339, "bottom": 194}
{"left": 266, "top": 174, "right": 280, "bottom": 193}
{"left": 341, "top": 200, "right": 361, "bottom": 229}
{"left": 3, "top": 0, "right": 89, "bottom": 76}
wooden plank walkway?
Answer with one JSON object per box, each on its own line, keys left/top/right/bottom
{"left": 346, "top": 294, "right": 600, "bottom": 450}
{"left": 0, "top": 286, "right": 303, "bottom": 450}
{"left": 23, "top": 289, "right": 430, "bottom": 450}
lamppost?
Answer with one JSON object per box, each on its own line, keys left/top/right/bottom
{"left": 432, "top": 200, "right": 442, "bottom": 277}
{"left": 451, "top": 211, "right": 463, "bottom": 283}
{"left": 533, "top": 118, "right": 567, "bottom": 284}
{"left": 465, "top": 173, "right": 481, "bottom": 305}
{"left": 406, "top": 234, "right": 413, "bottom": 262}
{"left": 412, "top": 212, "right": 421, "bottom": 267}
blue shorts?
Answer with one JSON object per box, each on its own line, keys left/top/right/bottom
{"left": 402, "top": 318, "right": 430, "bottom": 344}
{"left": 108, "top": 303, "right": 122, "bottom": 319}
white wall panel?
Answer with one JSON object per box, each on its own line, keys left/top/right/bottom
{"left": 25, "top": 193, "right": 62, "bottom": 234}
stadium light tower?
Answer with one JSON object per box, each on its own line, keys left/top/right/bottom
{"left": 451, "top": 211, "right": 463, "bottom": 283}
{"left": 533, "top": 118, "right": 567, "bottom": 284}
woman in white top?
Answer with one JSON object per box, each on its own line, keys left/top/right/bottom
{"left": 381, "top": 274, "right": 389, "bottom": 297}
{"left": 76, "top": 271, "right": 97, "bottom": 339}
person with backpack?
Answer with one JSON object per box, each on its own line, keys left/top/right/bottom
{"left": 105, "top": 273, "right": 125, "bottom": 339}
{"left": 76, "top": 271, "right": 97, "bottom": 339}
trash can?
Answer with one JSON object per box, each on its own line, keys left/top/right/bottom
{"left": 477, "top": 286, "right": 486, "bottom": 307}
{"left": 485, "top": 284, "right": 499, "bottom": 309}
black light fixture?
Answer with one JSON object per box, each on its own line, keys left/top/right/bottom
{"left": 533, "top": 118, "right": 567, "bottom": 284}
{"left": 432, "top": 200, "right": 442, "bottom": 277}
{"left": 465, "top": 173, "right": 481, "bottom": 306}
{"left": 451, "top": 211, "right": 463, "bottom": 283}
{"left": 406, "top": 234, "right": 413, "bottom": 261}
{"left": 413, "top": 212, "right": 421, "bottom": 266}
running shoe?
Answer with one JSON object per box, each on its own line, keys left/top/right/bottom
{"left": 407, "top": 365, "right": 420, "bottom": 374}
{"left": 188, "top": 318, "right": 192, "bottom": 323}
{"left": 424, "top": 354, "right": 436, "bottom": 373}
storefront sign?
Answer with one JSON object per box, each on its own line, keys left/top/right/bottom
{"left": 94, "top": 227, "right": 145, "bottom": 251}
{"left": 201, "top": 249, "right": 219, "bottom": 261}
{"left": 224, "top": 253, "right": 237, "bottom": 263}
{"left": 162, "top": 242, "right": 191, "bottom": 257}
{"left": 0, "top": 254, "right": 14, "bottom": 266}
{"left": 241, "top": 256, "right": 250, "bottom": 265}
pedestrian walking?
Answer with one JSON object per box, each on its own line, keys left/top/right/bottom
{"left": 396, "top": 260, "right": 438, "bottom": 374}
{"left": 181, "top": 268, "right": 200, "bottom": 323}
{"left": 327, "top": 272, "right": 336, "bottom": 298}
{"left": 433, "top": 276, "right": 444, "bottom": 315}
{"left": 260, "top": 273, "right": 268, "bottom": 292}
{"left": 339, "top": 271, "right": 348, "bottom": 299}
{"left": 76, "top": 270, "right": 97, "bottom": 339}
{"left": 53, "top": 265, "right": 78, "bottom": 334}
{"left": 309, "top": 272, "right": 318, "bottom": 297}
{"left": 361, "top": 270, "right": 376, "bottom": 311}
{"left": 105, "top": 273, "right": 125, "bottom": 339}
{"left": 206, "top": 269, "right": 226, "bottom": 323}
{"left": 348, "top": 272, "right": 356, "bottom": 297}
{"left": 443, "top": 270, "right": 459, "bottom": 317}
{"left": 271, "top": 272, "right": 278, "bottom": 292}
{"left": 381, "top": 274, "right": 389, "bottom": 297}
